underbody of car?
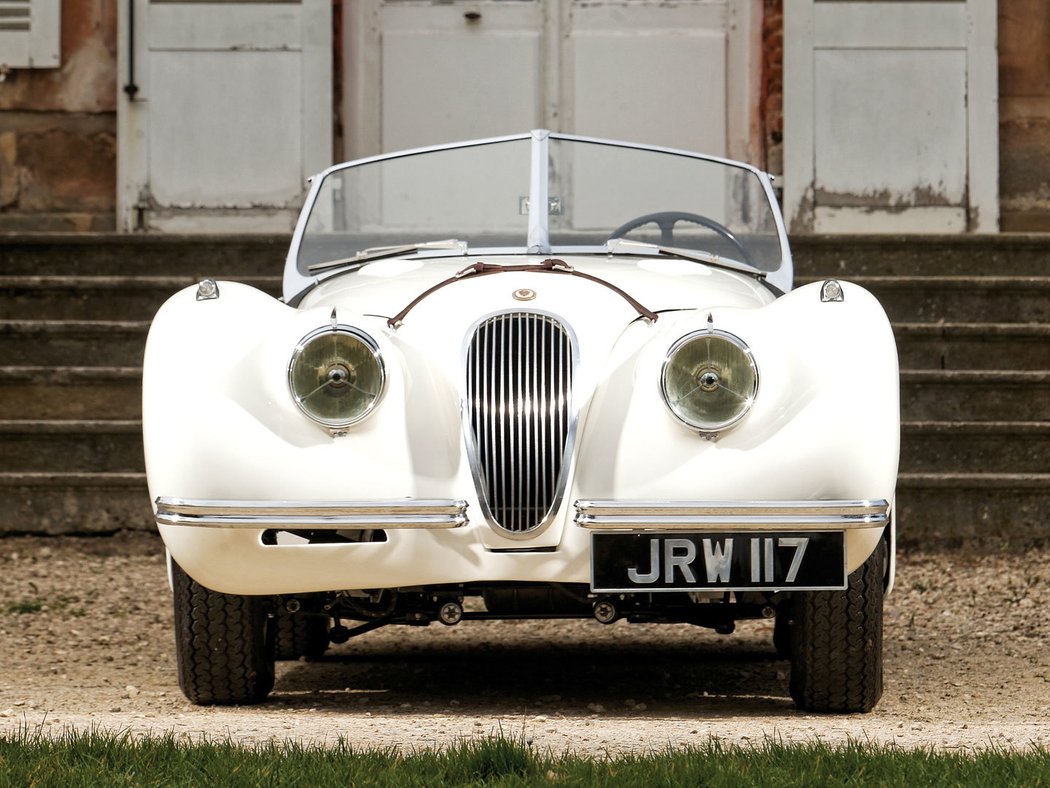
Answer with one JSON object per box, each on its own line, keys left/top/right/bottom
{"left": 143, "top": 131, "right": 899, "bottom": 712}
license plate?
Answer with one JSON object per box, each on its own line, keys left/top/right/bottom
{"left": 590, "top": 531, "right": 846, "bottom": 592}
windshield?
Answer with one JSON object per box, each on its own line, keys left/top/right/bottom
{"left": 546, "top": 139, "right": 782, "bottom": 271}
{"left": 297, "top": 138, "right": 531, "bottom": 272}
{"left": 294, "top": 133, "right": 785, "bottom": 276}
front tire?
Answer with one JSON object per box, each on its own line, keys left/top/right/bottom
{"left": 172, "top": 561, "right": 275, "bottom": 705}
{"left": 788, "top": 540, "right": 885, "bottom": 713}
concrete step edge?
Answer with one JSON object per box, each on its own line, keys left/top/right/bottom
{"left": 898, "top": 472, "right": 1050, "bottom": 489}
{"left": 3, "top": 367, "right": 1047, "bottom": 382}
{"left": 0, "top": 275, "right": 280, "bottom": 288}
{"left": 2, "top": 470, "right": 1046, "bottom": 487}
{"left": 798, "top": 275, "right": 1050, "bottom": 287}
{"left": 0, "top": 366, "right": 141, "bottom": 381}
{"left": 0, "top": 320, "right": 150, "bottom": 333}
{"left": 0, "top": 471, "right": 146, "bottom": 487}
{"left": 5, "top": 273, "right": 1050, "bottom": 286}
{"left": 901, "top": 369, "right": 1050, "bottom": 382}
{"left": 903, "top": 420, "right": 1050, "bottom": 434}
{"left": 4, "top": 319, "right": 1049, "bottom": 336}
{"left": 894, "top": 322, "right": 1050, "bottom": 337}
{"left": 0, "top": 419, "right": 142, "bottom": 434}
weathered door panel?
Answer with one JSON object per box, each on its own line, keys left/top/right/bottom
{"left": 348, "top": 1, "right": 758, "bottom": 163}
{"left": 117, "top": 0, "right": 332, "bottom": 232}
{"left": 566, "top": 3, "right": 730, "bottom": 155}
{"left": 376, "top": 3, "right": 545, "bottom": 153}
{"left": 784, "top": 0, "right": 998, "bottom": 233}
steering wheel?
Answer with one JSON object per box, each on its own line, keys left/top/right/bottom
{"left": 607, "top": 211, "right": 755, "bottom": 266}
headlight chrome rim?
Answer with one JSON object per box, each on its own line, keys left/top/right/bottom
{"left": 288, "top": 325, "right": 385, "bottom": 429}
{"left": 660, "top": 328, "right": 758, "bottom": 434}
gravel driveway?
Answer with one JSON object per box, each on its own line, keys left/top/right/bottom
{"left": 1, "top": 532, "right": 1047, "bottom": 753}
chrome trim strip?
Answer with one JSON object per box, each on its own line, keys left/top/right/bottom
{"left": 527, "top": 129, "right": 551, "bottom": 253}
{"left": 155, "top": 497, "right": 467, "bottom": 529}
{"left": 575, "top": 499, "right": 889, "bottom": 531}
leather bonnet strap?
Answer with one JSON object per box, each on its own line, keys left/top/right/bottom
{"left": 387, "top": 259, "right": 658, "bottom": 328}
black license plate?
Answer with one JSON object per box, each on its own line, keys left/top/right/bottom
{"left": 591, "top": 531, "right": 846, "bottom": 592}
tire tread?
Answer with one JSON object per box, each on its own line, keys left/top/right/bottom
{"left": 172, "top": 562, "right": 275, "bottom": 705}
{"left": 789, "top": 541, "right": 884, "bottom": 713}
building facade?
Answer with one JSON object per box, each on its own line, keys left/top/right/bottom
{"left": 0, "top": 0, "right": 1047, "bottom": 234}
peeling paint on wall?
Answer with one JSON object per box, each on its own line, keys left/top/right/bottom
{"left": 813, "top": 186, "right": 957, "bottom": 212}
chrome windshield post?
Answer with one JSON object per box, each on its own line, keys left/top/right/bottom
{"left": 527, "top": 128, "right": 552, "bottom": 254}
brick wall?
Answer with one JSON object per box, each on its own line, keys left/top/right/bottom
{"left": 760, "top": 0, "right": 783, "bottom": 176}
{"left": 999, "top": 0, "right": 1050, "bottom": 231}
{"left": 0, "top": 0, "right": 117, "bottom": 232}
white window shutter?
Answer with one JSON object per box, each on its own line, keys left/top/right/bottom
{"left": 0, "top": 0, "right": 60, "bottom": 69}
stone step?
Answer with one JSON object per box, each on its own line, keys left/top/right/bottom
{"left": 0, "top": 421, "right": 143, "bottom": 472}
{"left": 0, "top": 367, "right": 142, "bottom": 420}
{"left": 901, "top": 370, "right": 1050, "bottom": 421}
{"left": 4, "top": 233, "right": 1050, "bottom": 277}
{"left": 0, "top": 321, "right": 149, "bottom": 366}
{"left": 896, "top": 472, "right": 1050, "bottom": 545}
{"left": 0, "top": 275, "right": 281, "bottom": 321}
{"left": 5, "top": 274, "right": 1050, "bottom": 329}
{"left": 0, "top": 235, "right": 289, "bottom": 277}
{"left": 0, "top": 472, "right": 151, "bottom": 535}
{"left": 2, "top": 417, "right": 1042, "bottom": 476}
{"left": 894, "top": 322, "right": 1050, "bottom": 370}
{"left": 799, "top": 275, "right": 1050, "bottom": 323}
{"left": 3, "top": 234, "right": 1049, "bottom": 539}
{"left": 901, "top": 421, "right": 1050, "bottom": 474}
{"left": 0, "top": 469, "right": 1046, "bottom": 541}
{"left": 3, "top": 366, "right": 1046, "bottom": 422}
{"left": 793, "top": 234, "right": 1050, "bottom": 277}
{"left": 2, "top": 318, "right": 1047, "bottom": 373}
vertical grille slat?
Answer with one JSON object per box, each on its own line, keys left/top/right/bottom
{"left": 466, "top": 312, "right": 575, "bottom": 535}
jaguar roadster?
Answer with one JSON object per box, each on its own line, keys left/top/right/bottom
{"left": 143, "top": 130, "right": 899, "bottom": 713}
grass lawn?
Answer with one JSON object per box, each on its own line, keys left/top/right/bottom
{"left": 1, "top": 728, "right": 1048, "bottom": 786}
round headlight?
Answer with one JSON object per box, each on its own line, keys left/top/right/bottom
{"left": 661, "top": 329, "right": 758, "bottom": 433}
{"left": 288, "top": 326, "right": 385, "bottom": 428}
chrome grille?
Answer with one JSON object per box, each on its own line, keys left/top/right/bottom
{"left": 466, "top": 312, "right": 575, "bottom": 534}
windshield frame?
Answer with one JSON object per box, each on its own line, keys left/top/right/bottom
{"left": 283, "top": 130, "right": 792, "bottom": 301}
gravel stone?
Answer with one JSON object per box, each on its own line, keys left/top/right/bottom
{"left": 0, "top": 532, "right": 1048, "bottom": 753}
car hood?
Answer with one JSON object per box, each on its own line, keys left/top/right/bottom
{"left": 297, "top": 254, "right": 776, "bottom": 322}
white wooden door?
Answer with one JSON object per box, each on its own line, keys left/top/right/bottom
{"left": 117, "top": 0, "right": 332, "bottom": 232}
{"left": 783, "top": 0, "right": 999, "bottom": 233}
{"left": 347, "top": 1, "right": 758, "bottom": 162}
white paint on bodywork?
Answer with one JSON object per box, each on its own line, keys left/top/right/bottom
{"left": 143, "top": 258, "right": 897, "bottom": 595}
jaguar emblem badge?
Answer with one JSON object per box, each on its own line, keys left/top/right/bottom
{"left": 513, "top": 288, "right": 537, "bottom": 302}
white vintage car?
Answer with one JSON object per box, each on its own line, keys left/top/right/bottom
{"left": 143, "top": 130, "right": 898, "bottom": 713}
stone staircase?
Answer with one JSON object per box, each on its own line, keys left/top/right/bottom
{"left": 2, "top": 234, "right": 1049, "bottom": 543}
{"left": 0, "top": 236, "right": 284, "bottom": 534}
{"left": 798, "top": 236, "right": 1050, "bottom": 545}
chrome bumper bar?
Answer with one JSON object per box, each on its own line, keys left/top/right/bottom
{"left": 574, "top": 499, "right": 889, "bottom": 531}
{"left": 155, "top": 497, "right": 468, "bottom": 529}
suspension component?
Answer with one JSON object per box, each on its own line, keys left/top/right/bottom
{"left": 593, "top": 599, "right": 618, "bottom": 624}
{"left": 438, "top": 601, "right": 463, "bottom": 625}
